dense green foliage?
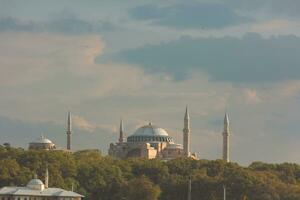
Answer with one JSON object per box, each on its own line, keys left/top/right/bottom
{"left": 1, "top": 146, "right": 300, "bottom": 200}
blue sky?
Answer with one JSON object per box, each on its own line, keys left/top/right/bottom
{"left": 0, "top": 0, "right": 300, "bottom": 165}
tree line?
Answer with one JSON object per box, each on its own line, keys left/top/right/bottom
{"left": 0, "top": 146, "right": 300, "bottom": 200}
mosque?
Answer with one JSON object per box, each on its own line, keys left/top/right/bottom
{"left": 109, "top": 106, "right": 231, "bottom": 161}
{"left": 109, "top": 107, "right": 197, "bottom": 160}
{"left": 28, "top": 112, "right": 72, "bottom": 151}
{"left": 0, "top": 168, "right": 83, "bottom": 199}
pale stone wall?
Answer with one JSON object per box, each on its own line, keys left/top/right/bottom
{"left": 140, "top": 143, "right": 157, "bottom": 159}
{"left": 162, "top": 148, "right": 183, "bottom": 160}
{"left": 109, "top": 141, "right": 183, "bottom": 160}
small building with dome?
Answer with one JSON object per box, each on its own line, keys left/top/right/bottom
{"left": 0, "top": 169, "right": 83, "bottom": 200}
{"left": 109, "top": 107, "right": 196, "bottom": 160}
{"left": 29, "top": 135, "right": 56, "bottom": 150}
{"left": 28, "top": 111, "right": 73, "bottom": 151}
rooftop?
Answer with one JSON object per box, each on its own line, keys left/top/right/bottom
{"left": 0, "top": 186, "right": 83, "bottom": 197}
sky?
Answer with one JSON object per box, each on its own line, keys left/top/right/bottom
{"left": 0, "top": 0, "right": 300, "bottom": 165}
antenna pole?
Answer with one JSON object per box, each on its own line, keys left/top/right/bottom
{"left": 188, "top": 176, "right": 191, "bottom": 200}
{"left": 223, "top": 185, "right": 226, "bottom": 200}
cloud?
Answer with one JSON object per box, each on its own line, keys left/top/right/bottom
{"left": 225, "top": 0, "right": 300, "bottom": 18}
{"left": 243, "top": 89, "right": 262, "bottom": 105}
{"left": 72, "top": 115, "right": 96, "bottom": 132}
{"left": 250, "top": 20, "right": 294, "bottom": 32}
{"left": 0, "top": 31, "right": 156, "bottom": 123}
{"left": 110, "top": 32, "right": 300, "bottom": 82}
{"left": 0, "top": 32, "right": 104, "bottom": 87}
{"left": 0, "top": 14, "right": 119, "bottom": 34}
{"left": 129, "top": 3, "right": 252, "bottom": 29}
{"left": 0, "top": 17, "right": 36, "bottom": 32}
{"left": 276, "top": 80, "right": 300, "bottom": 97}
{"left": 72, "top": 115, "right": 117, "bottom": 133}
{"left": 45, "top": 11, "right": 120, "bottom": 34}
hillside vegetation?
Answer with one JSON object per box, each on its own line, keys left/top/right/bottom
{"left": 0, "top": 146, "right": 300, "bottom": 200}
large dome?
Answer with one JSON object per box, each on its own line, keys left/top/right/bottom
{"left": 127, "top": 123, "right": 173, "bottom": 143}
{"left": 133, "top": 123, "right": 169, "bottom": 137}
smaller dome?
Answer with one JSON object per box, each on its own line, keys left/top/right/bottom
{"left": 27, "top": 179, "right": 44, "bottom": 186}
{"left": 27, "top": 177, "right": 45, "bottom": 191}
{"left": 32, "top": 135, "right": 53, "bottom": 144}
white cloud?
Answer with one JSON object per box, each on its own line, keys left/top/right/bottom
{"left": 72, "top": 115, "right": 96, "bottom": 132}
{"left": 251, "top": 20, "right": 293, "bottom": 32}
{"left": 243, "top": 89, "right": 262, "bottom": 105}
{"left": 72, "top": 114, "right": 117, "bottom": 134}
{"left": 0, "top": 32, "right": 154, "bottom": 121}
{"left": 277, "top": 80, "right": 300, "bottom": 97}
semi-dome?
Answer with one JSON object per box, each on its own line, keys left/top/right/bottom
{"left": 127, "top": 123, "right": 173, "bottom": 143}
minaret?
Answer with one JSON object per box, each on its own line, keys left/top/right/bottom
{"left": 223, "top": 113, "right": 230, "bottom": 162}
{"left": 183, "top": 106, "right": 190, "bottom": 157}
{"left": 45, "top": 166, "right": 49, "bottom": 189}
{"left": 118, "top": 119, "right": 124, "bottom": 143}
{"left": 67, "top": 111, "right": 72, "bottom": 151}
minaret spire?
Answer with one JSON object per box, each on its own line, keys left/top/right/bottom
{"left": 67, "top": 111, "right": 72, "bottom": 151}
{"left": 183, "top": 105, "right": 190, "bottom": 157}
{"left": 223, "top": 113, "right": 230, "bottom": 162}
{"left": 119, "top": 119, "right": 124, "bottom": 143}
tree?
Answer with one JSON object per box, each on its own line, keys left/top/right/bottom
{"left": 125, "top": 176, "right": 161, "bottom": 200}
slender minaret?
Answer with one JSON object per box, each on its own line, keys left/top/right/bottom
{"left": 67, "top": 111, "right": 72, "bottom": 151}
{"left": 183, "top": 106, "right": 190, "bottom": 157}
{"left": 45, "top": 166, "right": 49, "bottom": 189}
{"left": 222, "top": 113, "right": 230, "bottom": 162}
{"left": 118, "top": 119, "right": 124, "bottom": 143}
